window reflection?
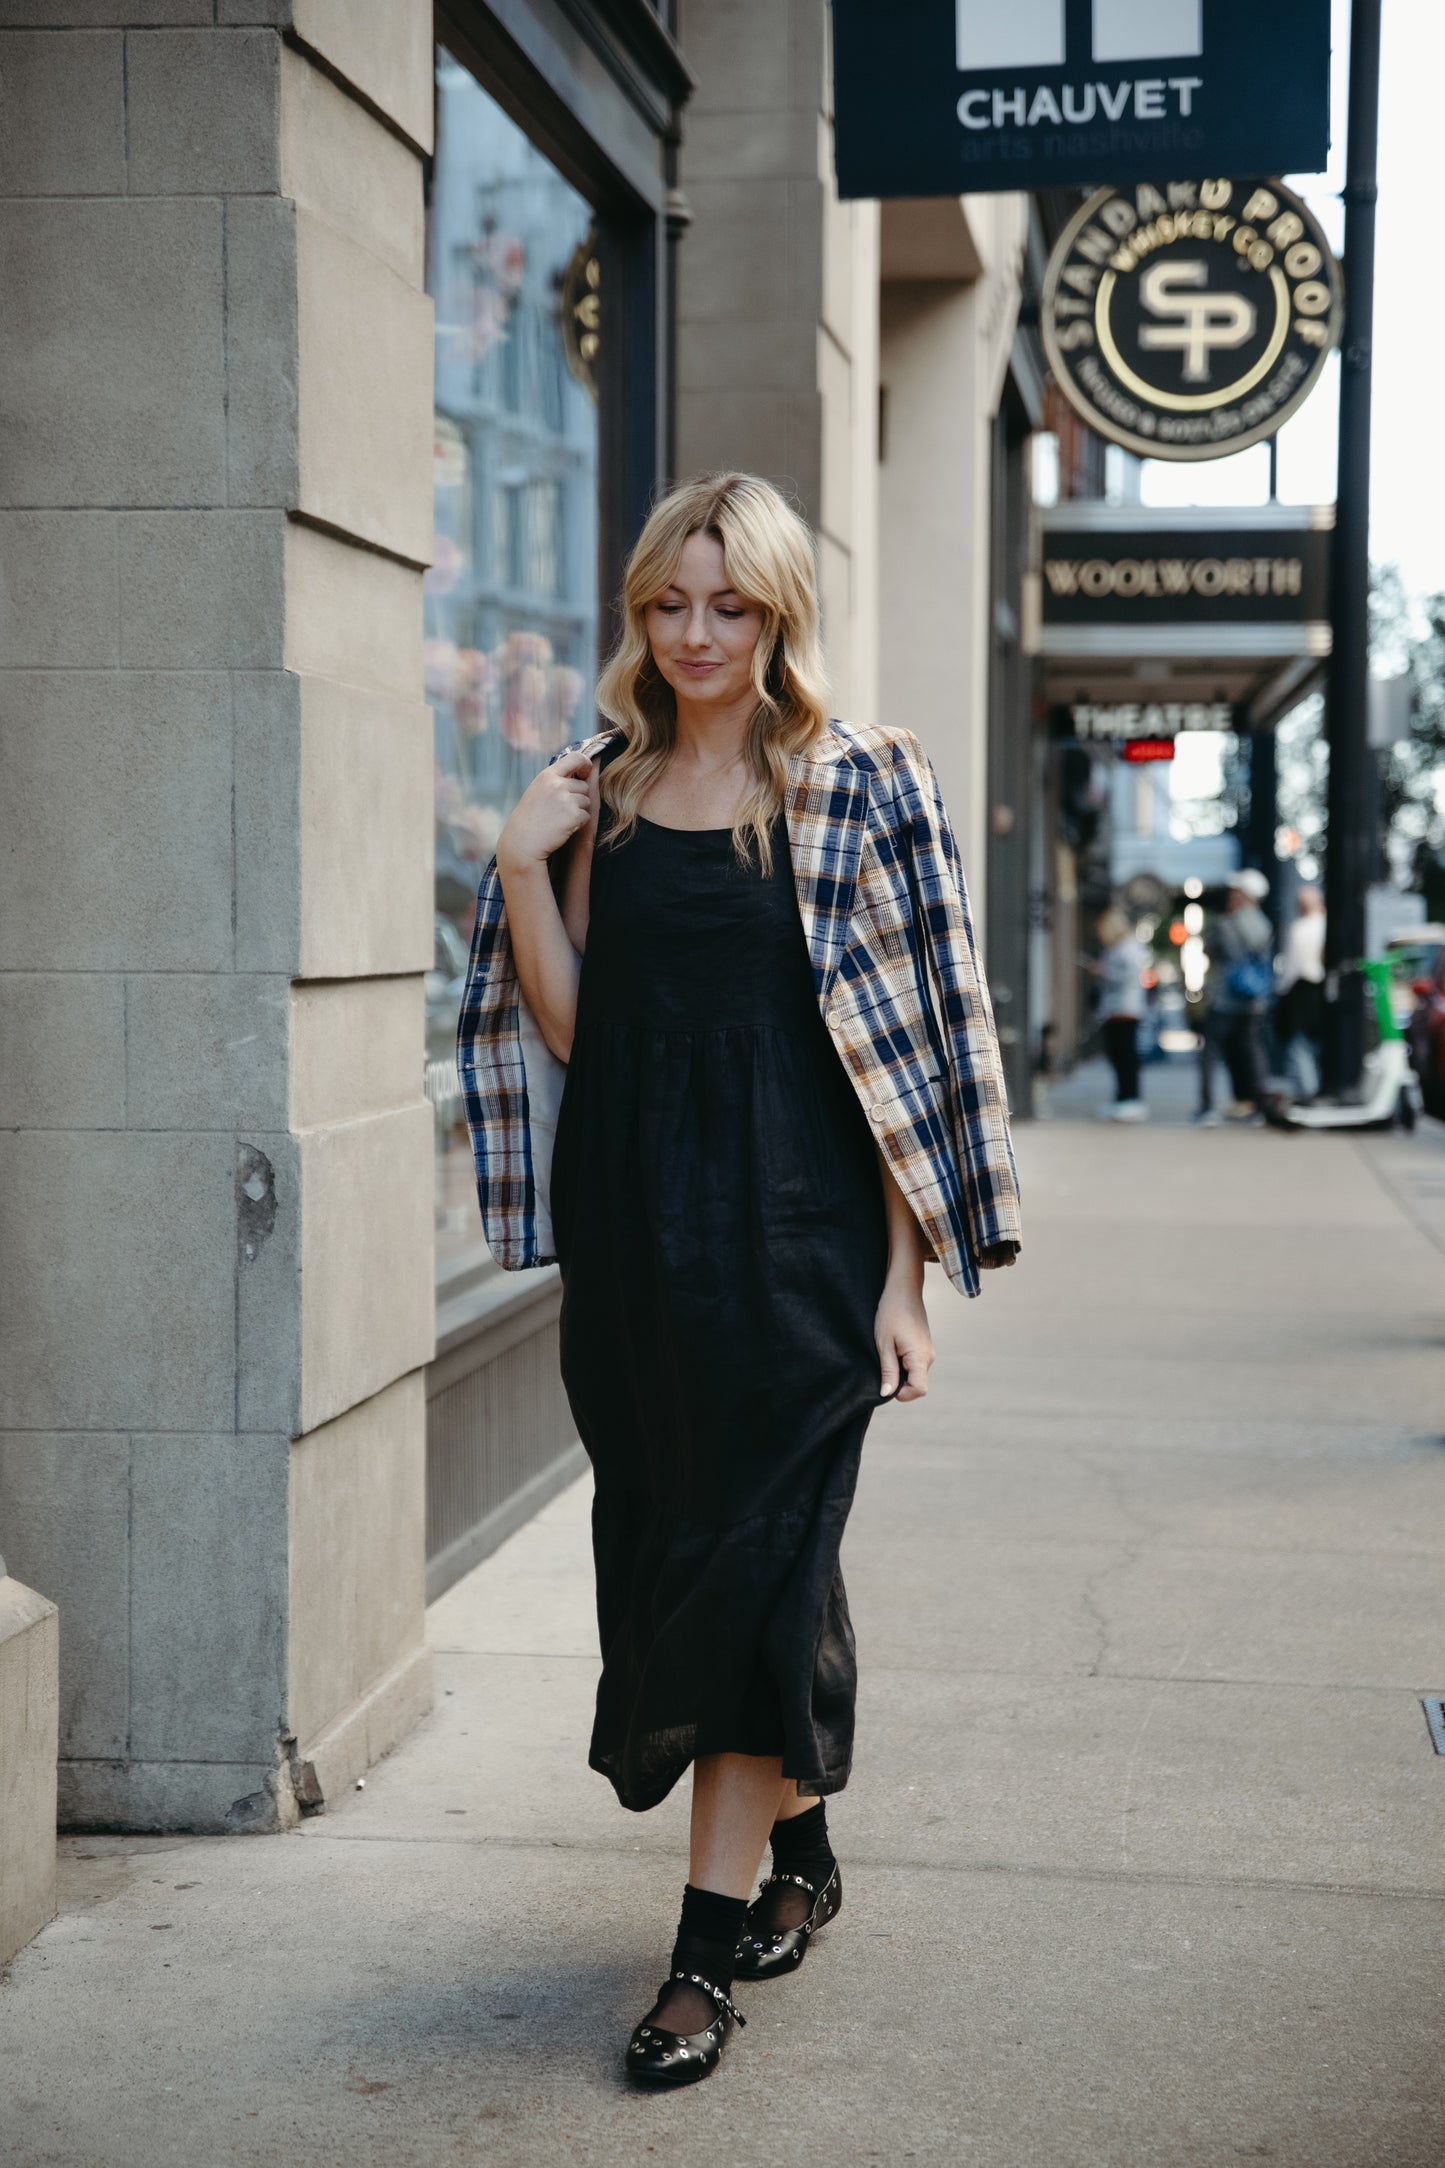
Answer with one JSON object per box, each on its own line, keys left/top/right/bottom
{"left": 426, "top": 50, "right": 599, "bottom": 1303}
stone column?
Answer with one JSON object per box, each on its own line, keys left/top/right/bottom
{"left": 0, "top": 1569, "right": 58, "bottom": 1963}
{"left": 878, "top": 192, "right": 1028, "bottom": 921}
{"left": 673, "top": 0, "right": 880, "bottom": 727}
{"left": 0, "top": 2, "right": 436, "bottom": 1830}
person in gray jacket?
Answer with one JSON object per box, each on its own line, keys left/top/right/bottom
{"left": 1194, "top": 869, "right": 1274, "bottom": 1125}
{"left": 1093, "top": 907, "right": 1149, "bottom": 1121}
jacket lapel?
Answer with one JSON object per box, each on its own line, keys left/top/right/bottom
{"left": 785, "top": 728, "right": 874, "bottom": 996}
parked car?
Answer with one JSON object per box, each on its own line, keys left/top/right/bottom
{"left": 1401, "top": 931, "right": 1445, "bottom": 1119}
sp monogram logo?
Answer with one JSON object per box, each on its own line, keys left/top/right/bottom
{"left": 1138, "top": 263, "right": 1256, "bottom": 384}
{"left": 1041, "top": 177, "right": 1342, "bottom": 463}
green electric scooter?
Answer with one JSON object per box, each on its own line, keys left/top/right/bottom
{"left": 1274, "top": 959, "right": 1419, "bottom": 1132}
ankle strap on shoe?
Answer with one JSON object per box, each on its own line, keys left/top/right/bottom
{"left": 759, "top": 1870, "right": 816, "bottom": 1898}
{"left": 669, "top": 1970, "right": 747, "bottom": 2028}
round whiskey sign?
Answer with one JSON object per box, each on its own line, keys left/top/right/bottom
{"left": 1042, "top": 178, "right": 1342, "bottom": 462}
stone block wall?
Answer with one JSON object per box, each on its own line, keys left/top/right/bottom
{"left": 0, "top": 2, "right": 436, "bottom": 1830}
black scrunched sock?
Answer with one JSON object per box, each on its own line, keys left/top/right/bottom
{"left": 751, "top": 1799, "right": 836, "bottom": 1933}
{"left": 648, "top": 1884, "right": 749, "bottom": 2035}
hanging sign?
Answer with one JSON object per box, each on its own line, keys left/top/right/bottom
{"left": 1041, "top": 177, "right": 1342, "bottom": 461}
{"left": 1062, "top": 700, "right": 1236, "bottom": 740}
{"left": 1041, "top": 518, "right": 1333, "bottom": 623}
{"left": 831, "top": 0, "right": 1331, "bottom": 200}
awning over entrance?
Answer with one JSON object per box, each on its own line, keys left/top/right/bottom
{"left": 1030, "top": 502, "right": 1334, "bottom": 728}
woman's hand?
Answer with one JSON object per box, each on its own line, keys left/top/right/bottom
{"left": 875, "top": 1274, "right": 935, "bottom": 1403}
{"left": 873, "top": 1148, "right": 934, "bottom": 1401}
{"left": 497, "top": 751, "right": 597, "bottom": 875}
{"left": 494, "top": 752, "right": 598, "bottom": 1064}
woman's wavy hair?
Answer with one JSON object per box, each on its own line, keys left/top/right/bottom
{"left": 593, "top": 472, "right": 830, "bottom": 874}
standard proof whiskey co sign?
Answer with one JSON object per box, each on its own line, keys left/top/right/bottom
{"left": 1041, "top": 177, "right": 1343, "bottom": 461}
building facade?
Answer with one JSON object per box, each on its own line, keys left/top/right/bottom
{"left": 0, "top": 0, "right": 1035, "bottom": 1836}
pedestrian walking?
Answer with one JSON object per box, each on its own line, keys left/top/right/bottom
{"left": 1193, "top": 869, "right": 1274, "bottom": 1124}
{"left": 1092, "top": 907, "right": 1148, "bottom": 1121}
{"left": 457, "top": 472, "right": 1021, "bottom": 2086}
{"left": 1276, "top": 882, "right": 1326, "bottom": 1100}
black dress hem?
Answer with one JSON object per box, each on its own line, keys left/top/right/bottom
{"left": 589, "top": 1740, "right": 855, "bottom": 1817}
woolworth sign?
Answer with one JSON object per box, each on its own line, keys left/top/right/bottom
{"left": 1042, "top": 176, "right": 1343, "bottom": 461}
{"left": 1040, "top": 522, "right": 1332, "bottom": 625}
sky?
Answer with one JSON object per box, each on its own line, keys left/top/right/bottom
{"left": 1139, "top": 0, "right": 1445, "bottom": 601}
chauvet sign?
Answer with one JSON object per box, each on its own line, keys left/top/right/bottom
{"left": 1042, "top": 176, "right": 1342, "bottom": 460}
{"left": 1041, "top": 525, "right": 1332, "bottom": 625}
{"left": 831, "top": 0, "right": 1331, "bottom": 198}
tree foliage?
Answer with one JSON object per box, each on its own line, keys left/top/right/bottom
{"left": 1268, "top": 567, "right": 1445, "bottom": 910}
{"left": 1374, "top": 564, "right": 1445, "bottom": 912}
{"left": 1276, "top": 691, "right": 1328, "bottom": 878}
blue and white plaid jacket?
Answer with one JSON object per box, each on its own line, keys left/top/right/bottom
{"left": 456, "top": 719, "right": 1021, "bottom": 1297}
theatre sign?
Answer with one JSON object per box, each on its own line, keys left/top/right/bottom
{"left": 1064, "top": 699, "right": 1234, "bottom": 738}
{"left": 1041, "top": 176, "right": 1343, "bottom": 460}
{"left": 832, "top": 0, "right": 1330, "bottom": 198}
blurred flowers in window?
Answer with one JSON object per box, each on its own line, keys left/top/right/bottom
{"left": 428, "top": 49, "right": 600, "bottom": 1285}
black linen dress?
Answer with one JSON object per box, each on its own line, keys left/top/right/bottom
{"left": 551, "top": 806, "right": 889, "bottom": 1813}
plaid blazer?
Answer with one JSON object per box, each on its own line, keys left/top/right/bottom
{"left": 456, "top": 718, "right": 1021, "bottom": 1297}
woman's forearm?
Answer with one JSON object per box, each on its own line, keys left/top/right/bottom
{"left": 877, "top": 1150, "right": 926, "bottom": 1289}
{"left": 497, "top": 854, "right": 582, "bottom": 1062}
{"left": 873, "top": 1148, "right": 934, "bottom": 1400}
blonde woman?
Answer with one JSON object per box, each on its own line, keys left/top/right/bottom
{"left": 457, "top": 473, "right": 1021, "bottom": 2085}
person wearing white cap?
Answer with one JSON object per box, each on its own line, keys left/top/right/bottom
{"left": 1193, "top": 869, "right": 1274, "bottom": 1126}
{"left": 1276, "top": 883, "right": 1326, "bottom": 1100}
{"left": 1091, "top": 907, "right": 1150, "bottom": 1122}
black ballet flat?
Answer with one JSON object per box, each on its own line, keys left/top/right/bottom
{"left": 624, "top": 1970, "right": 746, "bottom": 2087}
{"left": 733, "top": 1863, "right": 843, "bottom": 1981}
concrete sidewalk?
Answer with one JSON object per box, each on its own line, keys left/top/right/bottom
{"left": 5, "top": 1118, "right": 1445, "bottom": 2166}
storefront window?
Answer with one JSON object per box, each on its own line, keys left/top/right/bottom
{"left": 425, "top": 49, "right": 600, "bottom": 1307}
